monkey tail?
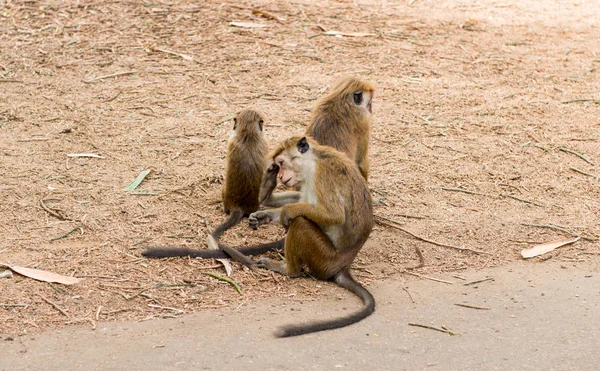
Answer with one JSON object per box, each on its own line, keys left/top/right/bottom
{"left": 141, "top": 238, "right": 285, "bottom": 259}
{"left": 276, "top": 269, "right": 375, "bottom": 338}
{"left": 211, "top": 208, "right": 244, "bottom": 241}
{"left": 205, "top": 208, "right": 258, "bottom": 268}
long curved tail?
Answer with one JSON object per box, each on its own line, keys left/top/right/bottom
{"left": 211, "top": 208, "right": 244, "bottom": 241}
{"left": 277, "top": 269, "right": 375, "bottom": 338}
{"left": 141, "top": 238, "right": 285, "bottom": 259}
{"left": 206, "top": 209, "right": 256, "bottom": 268}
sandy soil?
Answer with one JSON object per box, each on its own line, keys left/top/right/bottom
{"left": 1, "top": 0, "right": 599, "bottom": 337}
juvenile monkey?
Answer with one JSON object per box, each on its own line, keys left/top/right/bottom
{"left": 249, "top": 136, "right": 375, "bottom": 337}
{"left": 142, "top": 109, "right": 269, "bottom": 266}
{"left": 261, "top": 76, "right": 375, "bottom": 208}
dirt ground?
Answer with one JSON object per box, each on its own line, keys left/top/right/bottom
{"left": 1, "top": 0, "right": 599, "bottom": 337}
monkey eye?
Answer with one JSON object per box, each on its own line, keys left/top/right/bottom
{"left": 258, "top": 119, "right": 264, "bottom": 131}
{"left": 233, "top": 118, "right": 237, "bottom": 130}
{"left": 353, "top": 90, "right": 363, "bottom": 105}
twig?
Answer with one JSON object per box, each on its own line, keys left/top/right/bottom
{"left": 0, "top": 303, "right": 28, "bottom": 308}
{"left": 103, "top": 90, "right": 122, "bottom": 102}
{"left": 0, "top": 79, "right": 24, "bottom": 83}
{"left": 520, "top": 222, "right": 597, "bottom": 241}
{"left": 39, "top": 295, "right": 69, "bottom": 317}
{"left": 148, "top": 304, "right": 184, "bottom": 313}
{"left": 561, "top": 98, "right": 599, "bottom": 104}
{"left": 40, "top": 197, "right": 71, "bottom": 220}
{"left": 374, "top": 215, "right": 486, "bottom": 255}
{"left": 464, "top": 277, "right": 494, "bottom": 286}
{"left": 441, "top": 187, "right": 488, "bottom": 196}
{"left": 82, "top": 71, "right": 136, "bottom": 84}
{"left": 502, "top": 194, "right": 545, "bottom": 207}
{"left": 50, "top": 227, "right": 83, "bottom": 241}
{"left": 408, "top": 322, "right": 456, "bottom": 335}
{"left": 405, "top": 245, "right": 425, "bottom": 270}
{"left": 570, "top": 167, "right": 599, "bottom": 179}
{"left": 454, "top": 303, "right": 491, "bottom": 310}
{"left": 18, "top": 137, "right": 51, "bottom": 142}
{"left": 149, "top": 47, "right": 194, "bottom": 61}
{"left": 402, "top": 288, "right": 415, "bottom": 303}
{"left": 559, "top": 147, "right": 594, "bottom": 165}
{"left": 205, "top": 272, "right": 242, "bottom": 294}
{"left": 252, "top": 9, "right": 285, "bottom": 23}
{"left": 403, "top": 271, "right": 454, "bottom": 284}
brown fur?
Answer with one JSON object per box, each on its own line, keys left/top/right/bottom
{"left": 252, "top": 136, "right": 375, "bottom": 337}
{"left": 142, "top": 109, "right": 268, "bottom": 265}
{"left": 305, "top": 76, "right": 375, "bottom": 181}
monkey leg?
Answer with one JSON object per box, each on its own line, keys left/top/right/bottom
{"left": 357, "top": 156, "right": 369, "bottom": 182}
{"left": 258, "top": 216, "right": 340, "bottom": 280}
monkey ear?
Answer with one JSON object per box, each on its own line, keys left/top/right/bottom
{"left": 233, "top": 117, "right": 238, "bottom": 130}
{"left": 297, "top": 137, "right": 309, "bottom": 154}
{"left": 258, "top": 119, "right": 264, "bottom": 132}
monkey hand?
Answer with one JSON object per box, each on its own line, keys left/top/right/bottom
{"left": 259, "top": 163, "right": 280, "bottom": 204}
{"left": 248, "top": 211, "right": 273, "bottom": 230}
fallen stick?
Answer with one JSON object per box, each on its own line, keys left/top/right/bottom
{"left": 521, "top": 222, "right": 597, "bottom": 241}
{"left": 464, "top": 277, "right": 494, "bottom": 286}
{"left": 374, "top": 215, "right": 486, "bottom": 255}
{"left": 454, "top": 303, "right": 491, "bottom": 310}
{"left": 82, "top": 70, "right": 136, "bottom": 84}
{"left": 408, "top": 322, "right": 456, "bottom": 335}
{"left": 559, "top": 147, "right": 594, "bottom": 165}
{"left": 403, "top": 271, "right": 454, "bottom": 284}
{"left": 40, "top": 197, "right": 70, "bottom": 220}
{"left": 39, "top": 294, "right": 69, "bottom": 317}
{"left": 0, "top": 303, "right": 28, "bottom": 308}
{"left": 503, "top": 194, "right": 545, "bottom": 207}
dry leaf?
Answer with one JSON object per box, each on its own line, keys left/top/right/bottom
{"left": 0, "top": 263, "right": 82, "bottom": 285}
{"left": 520, "top": 237, "right": 580, "bottom": 258}
{"left": 230, "top": 22, "right": 269, "bottom": 29}
{"left": 322, "top": 31, "right": 376, "bottom": 37}
{"left": 207, "top": 235, "right": 233, "bottom": 276}
{"left": 0, "top": 269, "right": 13, "bottom": 279}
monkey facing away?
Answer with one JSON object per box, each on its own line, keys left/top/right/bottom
{"left": 249, "top": 136, "right": 375, "bottom": 337}
{"left": 142, "top": 109, "right": 270, "bottom": 266}
{"left": 306, "top": 76, "right": 375, "bottom": 181}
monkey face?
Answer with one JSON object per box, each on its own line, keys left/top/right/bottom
{"left": 272, "top": 137, "right": 313, "bottom": 189}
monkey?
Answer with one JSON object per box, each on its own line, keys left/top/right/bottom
{"left": 260, "top": 76, "right": 375, "bottom": 208}
{"left": 248, "top": 136, "right": 375, "bottom": 337}
{"left": 142, "top": 109, "right": 271, "bottom": 267}
{"left": 306, "top": 76, "right": 375, "bottom": 181}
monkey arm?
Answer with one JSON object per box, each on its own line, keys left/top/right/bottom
{"left": 281, "top": 202, "right": 345, "bottom": 227}
{"left": 261, "top": 191, "right": 301, "bottom": 207}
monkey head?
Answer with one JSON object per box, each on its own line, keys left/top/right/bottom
{"left": 269, "top": 136, "right": 316, "bottom": 189}
{"left": 230, "top": 109, "right": 265, "bottom": 140}
{"left": 326, "top": 76, "right": 375, "bottom": 115}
